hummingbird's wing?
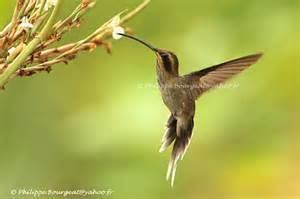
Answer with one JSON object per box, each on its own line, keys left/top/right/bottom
{"left": 184, "top": 53, "right": 263, "bottom": 99}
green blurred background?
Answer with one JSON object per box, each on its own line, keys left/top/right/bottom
{"left": 1, "top": 0, "right": 300, "bottom": 198}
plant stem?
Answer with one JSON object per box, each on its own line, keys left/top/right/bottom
{"left": 121, "top": 0, "right": 151, "bottom": 24}
{"left": 50, "top": 0, "right": 151, "bottom": 63}
{"left": 0, "top": 0, "right": 63, "bottom": 88}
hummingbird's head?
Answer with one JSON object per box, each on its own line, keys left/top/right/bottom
{"left": 155, "top": 49, "right": 179, "bottom": 75}
{"left": 118, "top": 33, "right": 179, "bottom": 75}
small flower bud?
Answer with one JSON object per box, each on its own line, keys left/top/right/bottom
{"left": 112, "top": 26, "right": 125, "bottom": 40}
{"left": 20, "top": 17, "right": 33, "bottom": 29}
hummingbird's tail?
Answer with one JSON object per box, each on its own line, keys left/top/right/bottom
{"left": 159, "top": 115, "right": 177, "bottom": 153}
{"left": 160, "top": 116, "right": 194, "bottom": 187}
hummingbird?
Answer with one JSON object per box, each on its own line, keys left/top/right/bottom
{"left": 118, "top": 33, "right": 262, "bottom": 187}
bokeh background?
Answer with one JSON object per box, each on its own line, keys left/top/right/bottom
{"left": 1, "top": 0, "right": 300, "bottom": 198}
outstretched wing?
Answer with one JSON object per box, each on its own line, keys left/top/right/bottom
{"left": 183, "top": 53, "right": 263, "bottom": 99}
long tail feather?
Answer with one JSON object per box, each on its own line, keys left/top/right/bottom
{"left": 159, "top": 115, "right": 177, "bottom": 152}
{"left": 165, "top": 118, "right": 194, "bottom": 187}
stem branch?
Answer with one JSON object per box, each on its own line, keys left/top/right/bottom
{"left": 0, "top": 0, "right": 63, "bottom": 88}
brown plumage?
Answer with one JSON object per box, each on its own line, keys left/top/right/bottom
{"left": 118, "top": 33, "right": 262, "bottom": 187}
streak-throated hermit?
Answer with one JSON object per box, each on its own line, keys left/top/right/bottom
{"left": 118, "top": 33, "right": 262, "bottom": 187}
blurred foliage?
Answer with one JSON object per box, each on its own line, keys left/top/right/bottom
{"left": 0, "top": 0, "right": 300, "bottom": 198}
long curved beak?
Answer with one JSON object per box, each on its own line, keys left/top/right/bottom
{"left": 117, "top": 33, "right": 158, "bottom": 52}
